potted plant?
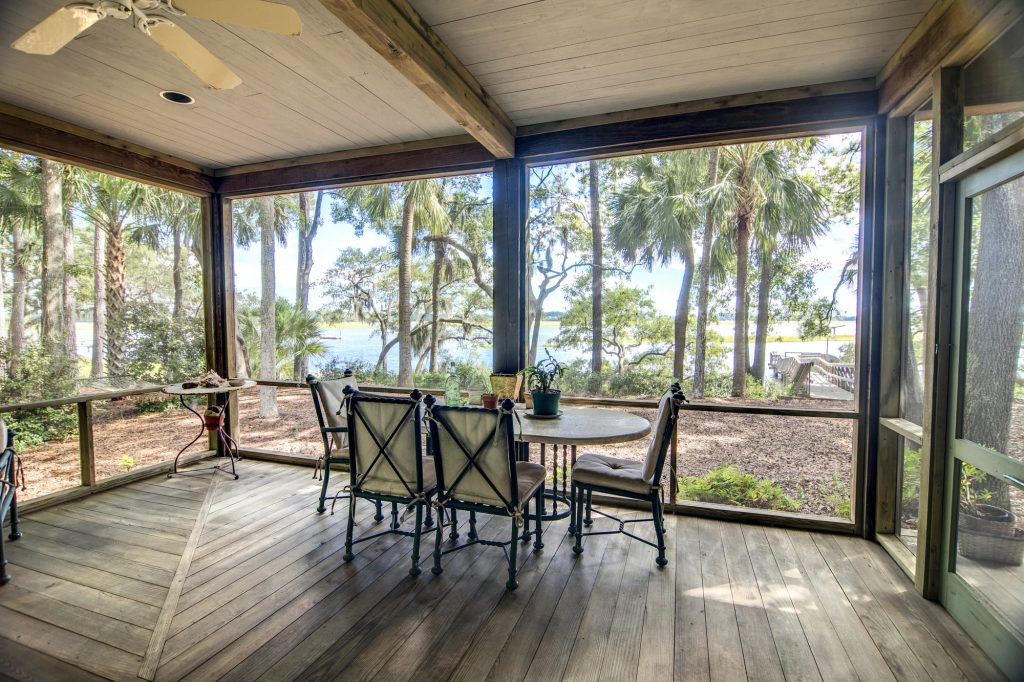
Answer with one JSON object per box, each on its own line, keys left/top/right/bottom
{"left": 958, "top": 464, "right": 1023, "bottom": 565}
{"left": 523, "top": 350, "right": 564, "bottom": 416}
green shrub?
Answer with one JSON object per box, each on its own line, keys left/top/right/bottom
{"left": 678, "top": 465, "right": 799, "bottom": 511}
{"left": 5, "top": 406, "right": 78, "bottom": 450}
{"left": 901, "top": 447, "right": 922, "bottom": 523}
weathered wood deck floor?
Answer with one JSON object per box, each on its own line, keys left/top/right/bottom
{"left": 0, "top": 460, "right": 1005, "bottom": 681}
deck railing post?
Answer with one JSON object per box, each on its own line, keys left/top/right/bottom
{"left": 77, "top": 400, "right": 95, "bottom": 487}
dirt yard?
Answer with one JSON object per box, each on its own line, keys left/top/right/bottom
{"left": 13, "top": 388, "right": 853, "bottom": 517}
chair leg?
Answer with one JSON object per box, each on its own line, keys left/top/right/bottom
{"left": 343, "top": 496, "right": 356, "bottom": 562}
{"left": 449, "top": 508, "right": 459, "bottom": 541}
{"left": 409, "top": 503, "right": 423, "bottom": 576}
{"left": 506, "top": 518, "right": 519, "bottom": 591}
{"left": 572, "top": 484, "right": 584, "bottom": 555}
{"left": 652, "top": 493, "right": 668, "bottom": 567}
{"left": 8, "top": 494, "right": 20, "bottom": 541}
{"left": 0, "top": 533, "right": 9, "bottom": 585}
{"left": 316, "top": 457, "right": 331, "bottom": 513}
{"left": 431, "top": 506, "right": 444, "bottom": 575}
{"left": 424, "top": 493, "right": 434, "bottom": 529}
{"left": 568, "top": 483, "right": 576, "bottom": 536}
{"left": 390, "top": 501, "right": 399, "bottom": 530}
{"left": 533, "top": 491, "right": 544, "bottom": 551}
{"left": 374, "top": 500, "right": 384, "bottom": 522}
{"left": 584, "top": 490, "right": 593, "bottom": 527}
{"left": 468, "top": 510, "right": 478, "bottom": 540}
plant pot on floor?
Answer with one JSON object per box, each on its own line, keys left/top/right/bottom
{"left": 960, "top": 504, "right": 1016, "bottom": 537}
{"left": 959, "top": 526, "right": 1024, "bottom": 566}
{"left": 531, "top": 390, "right": 561, "bottom": 416}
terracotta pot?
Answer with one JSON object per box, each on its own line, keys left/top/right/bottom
{"left": 481, "top": 394, "right": 499, "bottom": 409}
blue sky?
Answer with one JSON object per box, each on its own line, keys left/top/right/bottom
{"left": 234, "top": 135, "right": 862, "bottom": 319}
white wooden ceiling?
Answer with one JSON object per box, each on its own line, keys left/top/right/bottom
{"left": 0, "top": 0, "right": 933, "bottom": 169}
{"left": 0, "top": 0, "right": 463, "bottom": 168}
{"left": 412, "top": 0, "right": 933, "bottom": 125}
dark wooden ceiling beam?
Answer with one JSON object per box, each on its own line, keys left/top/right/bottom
{"left": 515, "top": 91, "right": 879, "bottom": 163}
{"left": 0, "top": 103, "right": 215, "bottom": 195}
{"left": 318, "top": 0, "right": 515, "bottom": 159}
{"left": 215, "top": 140, "right": 494, "bottom": 197}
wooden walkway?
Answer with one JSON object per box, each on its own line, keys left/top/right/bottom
{"left": 0, "top": 460, "right": 1005, "bottom": 681}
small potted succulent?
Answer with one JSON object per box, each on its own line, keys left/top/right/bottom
{"left": 523, "top": 350, "right": 564, "bottom": 416}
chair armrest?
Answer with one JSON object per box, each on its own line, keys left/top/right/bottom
{"left": 322, "top": 426, "right": 349, "bottom": 433}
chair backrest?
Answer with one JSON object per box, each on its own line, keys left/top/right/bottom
{"left": 641, "top": 386, "right": 686, "bottom": 487}
{"left": 344, "top": 388, "right": 426, "bottom": 498}
{"left": 308, "top": 373, "right": 358, "bottom": 452}
{"left": 426, "top": 397, "right": 518, "bottom": 511}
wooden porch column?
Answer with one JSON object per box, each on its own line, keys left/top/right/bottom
{"left": 492, "top": 158, "right": 527, "bottom": 375}
{"left": 201, "top": 194, "right": 238, "bottom": 451}
{"left": 857, "top": 114, "right": 888, "bottom": 539}
{"left": 917, "top": 66, "right": 963, "bottom": 599}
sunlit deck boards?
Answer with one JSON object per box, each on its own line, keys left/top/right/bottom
{"left": 0, "top": 460, "right": 1005, "bottom": 681}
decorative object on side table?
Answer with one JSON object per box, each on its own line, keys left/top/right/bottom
{"left": 958, "top": 464, "right": 1024, "bottom": 565}
{"left": 488, "top": 372, "right": 523, "bottom": 403}
{"left": 523, "top": 349, "right": 564, "bottom": 417}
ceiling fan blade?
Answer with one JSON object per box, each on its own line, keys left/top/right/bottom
{"left": 170, "top": 0, "right": 302, "bottom": 36}
{"left": 12, "top": 6, "right": 102, "bottom": 55}
{"left": 148, "top": 22, "right": 242, "bottom": 90}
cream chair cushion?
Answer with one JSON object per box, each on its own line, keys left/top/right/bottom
{"left": 315, "top": 377, "right": 357, "bottom": 450}
{"left": 572, "top": 453, "right": 653, "bottom": 494}
{"left": 351, "top": 397, "right": 431, "bottom": 498}
{"left": 641, "top": 391, "right": 675, "bottom": 484}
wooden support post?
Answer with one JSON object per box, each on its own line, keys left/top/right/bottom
{"left": 855, "top": 114, "right": 887, "bottom": 539}
{"left": 77, "top": 401, "right": 95, "bottom": 487}
{"left": 202, "top": 194, "right": 238, "bottom": 453}
{"left": 876, "top": 115, "right": 911, "bottom": 536}
{"left": 917, "top": 66, "right": 963, "bottom": 599}
{"left": 492, "top": 158, "right": 527, "bottom": 375}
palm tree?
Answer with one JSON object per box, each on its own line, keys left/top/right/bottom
{"left": 589, "top": 160, "right": 604, "bottom": 374}
{"left": 709, "top": 140, "right": 826, "bottom": 396}
{"left": 78, "top": 172, "right": 158, "bottom": 377}
{"left": 0, "top": 151, "right": 40, "bottom": 377}
{"left": 610, "top": 151, "right": 707, "bottom": 381}
{"left": 748, "top": 141, "right": 827, "bottom": 382}
{"left": 294, "top": 190, "right": 324, "bottom": 379}
{"left": 340, "top": 179, "right": 447, "bottom": 386}
{"left": 692, "top": 146, "right": 721, "bottom": 397}
{"left": 39, "top": 158, "right": 66, "bottom": 358}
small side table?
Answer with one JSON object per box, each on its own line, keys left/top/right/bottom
{"left": 163, "top": 381, "right": 255, "bottom": 479}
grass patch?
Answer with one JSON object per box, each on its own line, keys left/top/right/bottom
{"left": 678, "top": 465, "right": 799, "bottom": 511}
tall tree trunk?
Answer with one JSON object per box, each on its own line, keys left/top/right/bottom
{"left": 0, "top": 250, "right": 6, "bottom": 356}
{"left": 91, "top": 224, "right": 106, "bottom": 377}
{"left": 902, "top": 330, "right": 924, "bottom": 424}
{"left": 589, "top": 160, "right": 603, "bottom": 375}
{"left": 105, "top": 218, "right": 127, "bottom": 376}
{"left": 172, "top": 224, "right": 184, "bottom": 322}
{"left": 693, "top": 147, "right": 720, "bottom": 398}
{"left": 63, "top": 209, "right": 77, "bottom": 361}
{"left": 751, "top": 254, "right": 772, "bottom": 382}
{"left": 40, "top": 158, "right": 66, "bottom": 356}
{"left": 731, "top": 212, "right": 751, "bottom": 397}
{"left": 673, "top": 240, "right": 695, "bottom": 380}
{"left": 397, "top": 194, "right": 414, "bottom": 386}
{"left": 259, "top": 196, "right": 278, "bottom": 418}
{"left": 429, "top": 239, "right": 443, "bottom": 372}
{"left": 293, "top": 191, "right": 322, "bottom": 380}
{"left": 8, "top": 224, "right": 26, "bottom": 377}
{"left": 962, "top": 179, "right": 1024, "bottom": 509}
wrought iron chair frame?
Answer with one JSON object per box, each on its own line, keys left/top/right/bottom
{"left": 1, "top": 423, "right": 23, "bottom": 585}
{"left": 307, "top": 373, "right": 384, "bottom": 521}
{"left": 571, "top": 387, "right": 684, "bottom": 566}
{"left": 342, "top": 387, "right": 435, "bottom": 576}
{"left": 425, "top": 397, "right": 544, "bottom": 591}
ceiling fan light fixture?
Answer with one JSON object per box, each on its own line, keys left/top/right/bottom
{"left": 159, "top": 89, "right": 193, "bottom": 104}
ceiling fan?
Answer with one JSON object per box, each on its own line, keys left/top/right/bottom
{"left": 11, "top": 0, "right": 303, "bottom": 90}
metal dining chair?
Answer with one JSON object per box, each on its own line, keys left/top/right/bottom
{"left": 1, "top": 420, "right": 23, "bottom": 585}
{"left": 570, "top": 385, "right": 685, "bottom": 566}
{"left": 341, "top": 387, "right": 436, "bottom": 576}
{"left": 425, "top": 396, "right": 546, "bottom": 590}
{"left": 307, "top": 372, "right": 382, "bottom": 521}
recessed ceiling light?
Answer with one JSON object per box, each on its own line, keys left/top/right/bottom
{"left": 160, "top": 90, "right": 194, "bottom": 105}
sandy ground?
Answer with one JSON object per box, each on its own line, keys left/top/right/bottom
{"left": 14, "top": 389, "right": 1021, "bottom": 518}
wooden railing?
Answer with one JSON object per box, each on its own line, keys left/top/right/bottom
{"left": 0, "top": 386, "right": 216, "bottom": 513}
